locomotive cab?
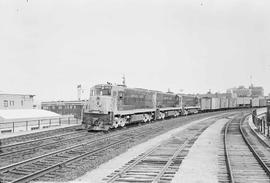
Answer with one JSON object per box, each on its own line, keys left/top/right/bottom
{"left": 84, "top": 84, "right": 116, "bottom": 130}
{"left": 88, "top": 85, "right": 114, "bottom": 114}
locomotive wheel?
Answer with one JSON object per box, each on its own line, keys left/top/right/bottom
{"left": 119, "top": 118, "right": 126, "bottom": 127}
{"left": 112, "top": 120, "right": 119, "bottom": 128}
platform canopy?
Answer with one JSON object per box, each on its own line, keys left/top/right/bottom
{"left": 0, "top": 109, "right": 61, "bottom": 123}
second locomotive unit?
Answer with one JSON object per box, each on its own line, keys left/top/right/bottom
{"left": 83, "top": 83, "right": 182, "bottom": 131}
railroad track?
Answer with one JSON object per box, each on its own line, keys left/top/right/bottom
{"left": 0, "top": 122, "right": 175, "bottom": 183}
{"left": 0, "top": 112, "right": 233, "bottom": 182}
{"left": 0, "top": 130, "right": 89, "bottom": 152}
{"left": 0, "top": 130, "right": 104, "bottom": 167}
{"left": 103, "top": 118, "right": 219, "bottom": 183}
{"left": 223, "top": 114, "right": 270, "bottom": 183}
{"left": 0, "top": 125, "right": 81, "bottom": 146}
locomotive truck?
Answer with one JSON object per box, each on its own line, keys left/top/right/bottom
{"left": 83, "top": 84, "right": 183, "bottom": 131}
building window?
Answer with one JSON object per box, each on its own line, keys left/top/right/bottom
{"left": 4, "top": 100, "right": 8, "bottom": 107}
{"left": 21, "top": 100, "right": 24, "bottom": 106}
{"left": 10, "top": 101, "right": 14, "bottom": 106}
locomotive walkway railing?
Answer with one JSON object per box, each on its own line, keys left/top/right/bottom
{"left": 0, "top": 117, "right": 81, "bottom": 134}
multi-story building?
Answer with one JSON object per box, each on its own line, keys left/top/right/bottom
{"left": 249, "top": 85, "right": 264, "bottom": 97}
{"left": 41, "top": 100, "right": 87, "bottom": 119}
{"left": 227, "top": 85, "right": 264, "bottom": 98}
{"left": 0, "top": 93, "right": 34, "bottom": 109}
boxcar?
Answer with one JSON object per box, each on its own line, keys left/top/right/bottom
{"left": 228, "top": 98, "right": 237, "bottom": 108}
{"left": 200, "top": 97, "right": 211, "bottom": 111}
{"left": 211, "top": 98, "right": 221, "bottom": 110}
{"left": 220, "top": 98, "right": 229, "bottom": 109}
{"left": 259, "top": 98, "right": 266, "bottom": 107}
{"left": 251, "top": 98, "right": 260, "bottom": 107}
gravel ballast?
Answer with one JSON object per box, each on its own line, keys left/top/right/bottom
{"left": 73, "top": 114, "right": 228, "bottom": 183}
{"left": 171, "top": 117, "right": 231, "bottom": 183}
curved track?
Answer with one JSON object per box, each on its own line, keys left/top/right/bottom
{"left": 103, "top": 116, "right": 225, "bottom": 183}
{"left": 2, "top": 114, "right": 209, "bottom": 183}
{"left": 224, "top": 114, "right": 270, "bottom": 183}
{"left": 0, "top": 112, "right": 234, "bottom": 182}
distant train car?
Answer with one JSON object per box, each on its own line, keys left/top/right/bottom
{"left": 200, "top": 97, "right": 211, "bottom": 111}
{"left": 220, "top": 98, "right": 229, "bottom": 109}
{"left": 228, "top": 98, "right": 237, "bottom": 108}
{"left": 259, "top": 98, "right": 266, "bottom": 107}
{"left": 211, "top": 98, "right": 221, "bottom": 110}
{"left": 251, "top": 98, "right": 260, "bottom": 107}
{"left": 83, "top": 84, "right": 182, "bottom": 130}
{"left": 236, "top": 97, "right": 251, "bottom": 107}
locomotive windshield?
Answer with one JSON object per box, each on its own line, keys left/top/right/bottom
{"left": 90, "top": 85, "right": 112, "bottom": 96}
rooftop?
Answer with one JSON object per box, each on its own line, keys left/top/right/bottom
{"left": 0, "top": 109, "right": 60, "bottom": 122}
{"left": 0, "top": 92, "right": 35, "bottom": 96}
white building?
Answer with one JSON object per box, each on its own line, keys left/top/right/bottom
{"left": 0, "top": 93, "right": 34, "bottom": 109}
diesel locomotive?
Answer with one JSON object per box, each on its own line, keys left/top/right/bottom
{"left": 83, "top": 83, "right": 267, "bottom": 131}
{"left": 83, "top": 84, "right": 182, "bottom": 131}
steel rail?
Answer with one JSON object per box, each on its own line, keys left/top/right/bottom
{"left": 223, "top": 118, "right": 235, "bottom": 183}
{"left": 151, "top": 140, "right": 189, "bottom": 183}
{"left": 10, "top": 128, "right": 159, "bottom": 183}
{"left": 239, "top": 114, "right": 270, "bottom": 177}
{"left": 1, "top": 112, "right": 232, "bottom": 183}
{"left": 0, "top": 122, "right": 162, "bottom": 173}
{"left": 106, "top": 122, "right": 213, "bottom": 183}
{"left": 0, "top": 130, "right": 86, "bottom": 149}
{"left": 0, "top": 131, "right": 95, "bottom": 157}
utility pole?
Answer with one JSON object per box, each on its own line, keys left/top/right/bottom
{"left": 122, "top": 74, "right": 126, "bottom": 86}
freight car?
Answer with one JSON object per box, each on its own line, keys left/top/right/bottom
{"left": 200, "top": 97, "right": 211, "bottom": 111}
{"left": 228, "top": 98, "right": 237, "bottom": 108}
{"left": 251, "top": 98, "right": 260, "bottom": 107}
{"left": 220, "top": 98, "right": 229, "bottom": 109}
{"left": 83, "top": 84, "right": 182, "bottom": 131}
{"left": 211, "top": 97, "right": 221, "bottom": 110}
{"left": 259, "top": 98, "right": 266, "bottom": 107}
{"left": 236, "top": 97, "right": 251, "bottom": 107}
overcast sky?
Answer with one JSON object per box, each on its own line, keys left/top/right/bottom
{"left": 0, "top": 0, "right": 269, "bottom": 101}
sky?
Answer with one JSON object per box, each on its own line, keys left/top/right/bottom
{"left": 0, "top": 0, "right": 269, "bottom": 101}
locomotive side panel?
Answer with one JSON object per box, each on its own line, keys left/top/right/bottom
{"left": 182, "top": 95, "right": 200, "bottom": 107}
{"left": 118, "top": 89, "right": 155, "bottom": 111}
{"left": 156, "top": 93, "right": 180, "bottom": 108}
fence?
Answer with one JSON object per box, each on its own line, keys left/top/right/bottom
{"left": 251, "top": 108, "right": 269, "bottom": 137}
{"left": 0, "top": 117, "right": 81, "bottom": 134}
